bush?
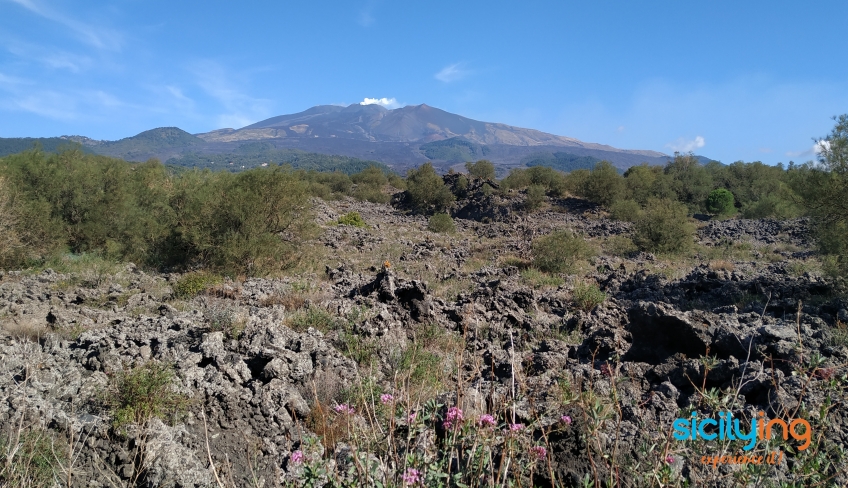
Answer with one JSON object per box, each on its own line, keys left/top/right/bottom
{"left": 532, "top": 230, "right": 593, "bottom": 274}
{"left": 582, "top": 161, "right": 624, "bottom": 207}
{"left": 465, "top": 160, "right": 496, "bottom": 180}
{"left": 337, "top": 211, "right": 367, "bottom": 227}
{"left": 173, "top": 271, "right": 222, "bottom": 299}
{"left": 603, "top": 235, "right": 638, "bottom": 257}
{"left": 609, "top": 199, "right": 642, "bottom": 222}
{"left": 0, "top": 176, "right": 24, "bottom": 268}
{"left": 427, "top": 213, "right": 456, "bottom": 233}
{"left": 632, "top": 198, "right": 695, "bottom": 254}
{"left": 706, "top": 188, "right": 736, "bottom": 216}
{"left": 524, "top": 184, "right": 547, "bottom": 211}
{"left": 406, "top": 163, "right": 455, "bottom": 212}
{"left": 573, "top": 281, "right": 606, "bottom": 312}
{"left": 110, "top": 362, "right": 189, "bottom": 429}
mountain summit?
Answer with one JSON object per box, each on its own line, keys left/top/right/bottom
{"left": 198, "top": 103, "right": 665, "bottom": 159}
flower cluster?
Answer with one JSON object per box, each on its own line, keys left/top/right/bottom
{"left": 561, "top": 415, "right": 572, "bottom": 425}
{"left": 290, "top": 450, "right": 305, "bottom": 465}
{"left": 334, "top": 403, "right": 355, "bottom": 415}
{"left": 508, "top": 423, "right": 524, "bottom": 432}
{"left": 478, "top": 414, "right": 496, "bottom": 427}
{"left": 380, "top": 393, "right": 394, "bottom": 405}
{"left": 443, "top": 406, "right": 464, "bottom": 429}
{"left": 530, "top": 446, "right": 547, "bottom": 460}
{"left": 402, "top": 468, "right": 421, "bottom": 485}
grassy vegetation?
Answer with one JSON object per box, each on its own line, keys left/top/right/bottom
{"left": 109, "top": 362, "right": 190, "bottom": 430}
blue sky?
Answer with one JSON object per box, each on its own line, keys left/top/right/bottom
{"left": 1, "top": 0, "right": 846, "bottom": 164}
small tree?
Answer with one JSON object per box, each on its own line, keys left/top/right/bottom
{"left": 632, "top": 198, "right": 694, "bottom": 254}
{"left": 427, "top": 213, "right": 456, "bottom": 233}
{"left": 524, "top": 184, "right": 546, "bottom": 211}
{"left": 582, "top": 161, "right": 624, "bottom": 207}
{"left": 706, "top": 188, "right": 736, "bottom": 216}
{"left": 406, "top": 162, "right": 455, "bottom": 212}
{"left": 465, "top": 160, "right": 496, "bottom": 180}
{"left": 805, "top": 115, "right": 848, "bottom": 275}
{"left": 532, "top": 230, "right": 593, "bottom": 274}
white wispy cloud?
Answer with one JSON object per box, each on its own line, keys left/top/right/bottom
{"left": 8, "top": 0, "right": 123, "bottom": 51}
{"left": 666, "top": 135, "right": 705, "bottom": 153}
{"left": 435, "top": 63, "right": 470, "bottom": 83}
{"left": 190, "top": 61, "right": 273, "bottom": 128}
{"left": 786, "top": 140, "right": 829, "bottom": 160}
{"left": 360, "top": 97, "right": 399, "bottom": 108}
{"left": 6, "top": 40, "right": 92, "bottom": 72}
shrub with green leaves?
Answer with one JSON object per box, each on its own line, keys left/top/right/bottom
{"left": 706, "top": 188, "right": 736, "bottom": 216}
{"left": 172, "top": 271, "right": 222, "bottom": 299}
{"left": 465, "top": 160, "right": 496, "bottom": 180}
{"left": 524, "top": 184, "right": 546, "bottom": 211}
{"left": 532, "top": 230, "right": 593, "bottom": 274}
{"left": 111, "top": 362, "right": 189, "bottom": 429}
{"left": 427, "top": 213, "right": 456, "bottom": 233}
{"left": 632, "top": 198, "right": 695, "bottom": 254}
{"left": 337, "top": 211, "right": 367, "bottom": 227}
{"left": 581, "top": 161, "right": 624, "bottom": 207}
{"left": 573, "top": 281, "right": 606, "bottom": 312}
{"left": 609, "top": 199, "right": 642, "bottom": 222}
{"left": 406, "top": 162, "right": 455, "bottom": 212}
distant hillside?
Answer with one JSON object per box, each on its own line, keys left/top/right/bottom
{"left": 0, "top": 137, "right": 94, "bottom": 157}
{"left": 94, "top": 127, "right": 204, "bottom": 161}
{"left": 522, "top": 151, "right": 604, "bottom": 173}
{"left": 165, "top": 144, "right": 391, "bottom": 174}
{"left": 420, "top": 137, "right": 491, "bottom": 162}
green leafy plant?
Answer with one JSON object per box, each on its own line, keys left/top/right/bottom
{"left": 336, "top": 211, "right": 367, "bottom": 227}
{"left": 532, "top": 230, "right": 593, "bottom": 274}
{"left": 172, "top": 271, "right": 222, "bottom": 299}
{"left": 706, "top": 188, "right": 736, "bottom": 216}
{"left": 427, "top": 213, "right": 456, "bottom": 233}
{"left": 110, "top": 362, "right": 189, "bottom": 429}
{"left": 632, "top": 198, "right": 695, "bottom": 254}
{"left": 572, "top": 281, "right": 606, "bottom": 312}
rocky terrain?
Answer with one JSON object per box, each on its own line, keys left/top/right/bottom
{"left": 1, "top": 184, "right": 846, "bottom": 487}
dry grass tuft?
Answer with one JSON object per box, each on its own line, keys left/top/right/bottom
{"left": 1, "top": 318, "right": 48, "bottom": 342}
{"left": 708, "top": 259, "right": 735, "bottom": 271}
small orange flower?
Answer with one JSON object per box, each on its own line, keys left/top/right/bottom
{"left": 383, "top": 260, "right": 391, "bottom": 268}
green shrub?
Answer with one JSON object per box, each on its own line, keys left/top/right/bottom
{"left": 0, "top": 427, "right": 60, "bottom": 487}
{"left": 582, "top": 161, "right": 624, "bottom": 207}
{"left": 603, "top": 235, "right": 638, "bottom": 257}
{"left": 524, "top": 184, "right": 547, "bottom": 211}
{"left": 111, "top": 362, "right": 189, "bottom": 429}
{"left": 427, "top": 213, "right": 456, "bottom": 233}
{"left": 520, "top": 268, "right": 564, "bottom": 288}
{"left": 465, "top": 160, "right": 496, "bottom": 180}
{"left": 609, "top": 199, "right": 642, "bottom": 222}
{"left": 406, "top": 162, "right": 455, "bottom": 212}
{"left": 173, "top": 271, "right": 222, "bottom": 299}
{"left": 573, "top": 281, "right": 606, "bottom": 312}
{"left": 632, "top": 198, "right": 695, "bottom": 254}
{"left": 287, "top": 306, "right": 338, "bottom": 333}
{"left": 706, "top": 188, "right": 736, "bottom": 216}
{"left": 532, "top": 230, "right": 593, "bottom": 274}
{"left": 337, "top": 211, "right": 367, "bottom": 227}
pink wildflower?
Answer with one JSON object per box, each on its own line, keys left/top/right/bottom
{"left": 380, "top": 393, "right": 394, "bottom": 405}
{"left": 508, "top": 423, "right": 524, "bottom": 431}
{"left": 402, "top": 468, "right": 421, "bottom": 485}
{"left": 561, "top": 415, "right": 572, "bottom": 425}
{"left": 333, "top": 404, "right": 355, "bottom": 415}
{"left": 290, "top": 450, "right": 304, "bottom": 465}
{"left": 442, "top": 420, "right": 452, "bottom": 429}
{"left": 478, "top": 414, "right": 496, "bottom": 427}
{"left": 407, "top": 411, "right": 417, "bottom": 423}
{"left": 446, "top": 407, "right": 464, "bottom": 422}
{"left": 530, "top": 446, "right": 547, "bottom": 460}
{"left": 666, "top": 454, "right": 674, "bottom": 464}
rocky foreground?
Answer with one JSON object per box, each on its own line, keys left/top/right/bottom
{"left": 1, "top": 196, "right": 846, "bottom": 487}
